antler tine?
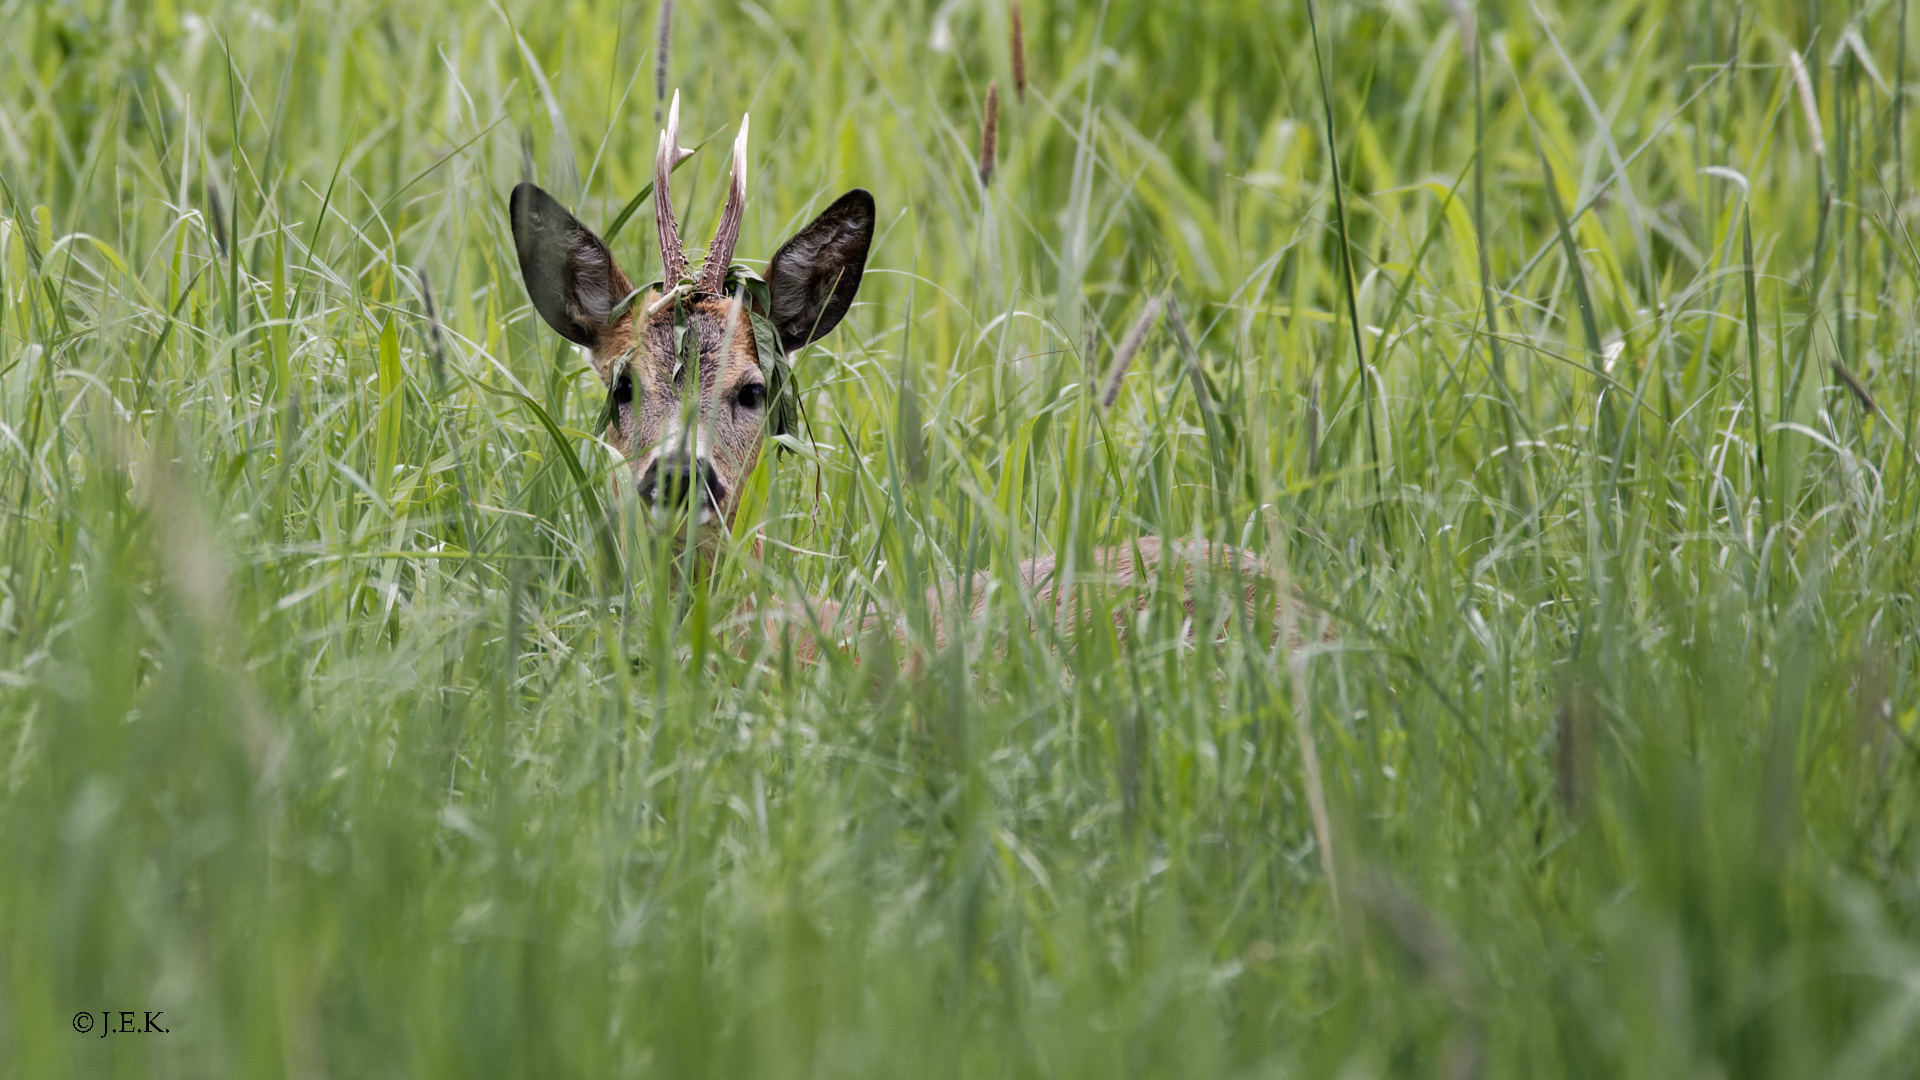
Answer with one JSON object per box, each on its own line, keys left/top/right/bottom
{"left": 699, "top": 114, "right": 751, "bottom": 295}
{"left": 655, "top": 90, "right": 690, "bottom": 285}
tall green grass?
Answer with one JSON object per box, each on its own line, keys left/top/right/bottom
{"left": 4, "top": 0, "right": 1920, "bottom": 1075}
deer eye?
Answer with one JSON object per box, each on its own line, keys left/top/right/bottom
{"left": 735, "top": 382, "right": 768, "bottom": 411}
{"left": 612, "top": 372, "right": 633, "bottom": 405}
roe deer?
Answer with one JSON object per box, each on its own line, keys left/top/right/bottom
{"left": 509, "top": 93, "right": 1325, "bottom": 660}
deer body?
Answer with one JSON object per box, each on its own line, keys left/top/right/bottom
{"left": 510, "top": 94, "right": 1318, "bottom": 663}
{"left": 753, "top": 537, "right": 1324, "bottom": 665}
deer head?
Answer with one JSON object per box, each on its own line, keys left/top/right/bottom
{"left": 510, "top": 92, "right": 874, "bottom": 561}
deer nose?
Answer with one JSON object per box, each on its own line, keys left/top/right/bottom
{"left": 639, "top": 456, "right": 726, "bottom": 511}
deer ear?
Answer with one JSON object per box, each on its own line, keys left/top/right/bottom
{"left": 510, "top": 182, "right": 633, "bottom": 351}
{"left": 765, "top": 189, "right": 875, "bottom": 353}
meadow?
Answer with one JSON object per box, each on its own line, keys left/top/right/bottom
{"left": 5, "top": 0, "right": 1920, "bottom": 1075}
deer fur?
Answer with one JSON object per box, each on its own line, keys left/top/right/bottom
{"left": 753, "top": 537, "right": 1328, "bottom": 665}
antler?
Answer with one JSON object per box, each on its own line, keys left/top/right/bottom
{"left": 698, "top": 115, "right": 750, "bottom": 295}
{"left": 655, "top": 90, "right": 693, "bottom": 284}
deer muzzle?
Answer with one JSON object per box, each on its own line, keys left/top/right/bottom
{"left": 639, "top": 454, "right": 727, "bottom": 520}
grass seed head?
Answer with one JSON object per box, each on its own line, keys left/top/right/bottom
{"left": 1448, "top": 0, "right": 1475, "bottom": 57}
{"left": 655, "top": 0, "right": 674, "bottom": 123}
{"left": 1786, "top": 48, "right": 1825, "bottom": 158}
{"left": 979, "top": 79, "right": 1000, "bottom": 186}
{"left": 1831, "top": 358, "right": 1878, "bottom": 414}
{"left": 1100, "top": 297, "right": 1162, "bottom": 407}
{"left": 1011, "top": 2, "right": 1027, "bottom": 102}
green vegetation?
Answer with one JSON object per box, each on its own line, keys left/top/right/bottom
{"left": 5, "top": 0, "right": 1920, "bottom": 1074}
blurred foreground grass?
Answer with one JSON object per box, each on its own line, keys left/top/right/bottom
{"left": 5, "top": 0, "right": 1920, "bottom": 1075}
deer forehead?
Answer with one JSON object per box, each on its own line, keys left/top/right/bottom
{"left": 622, "top": 299, "right": 764, "bottom": 394}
